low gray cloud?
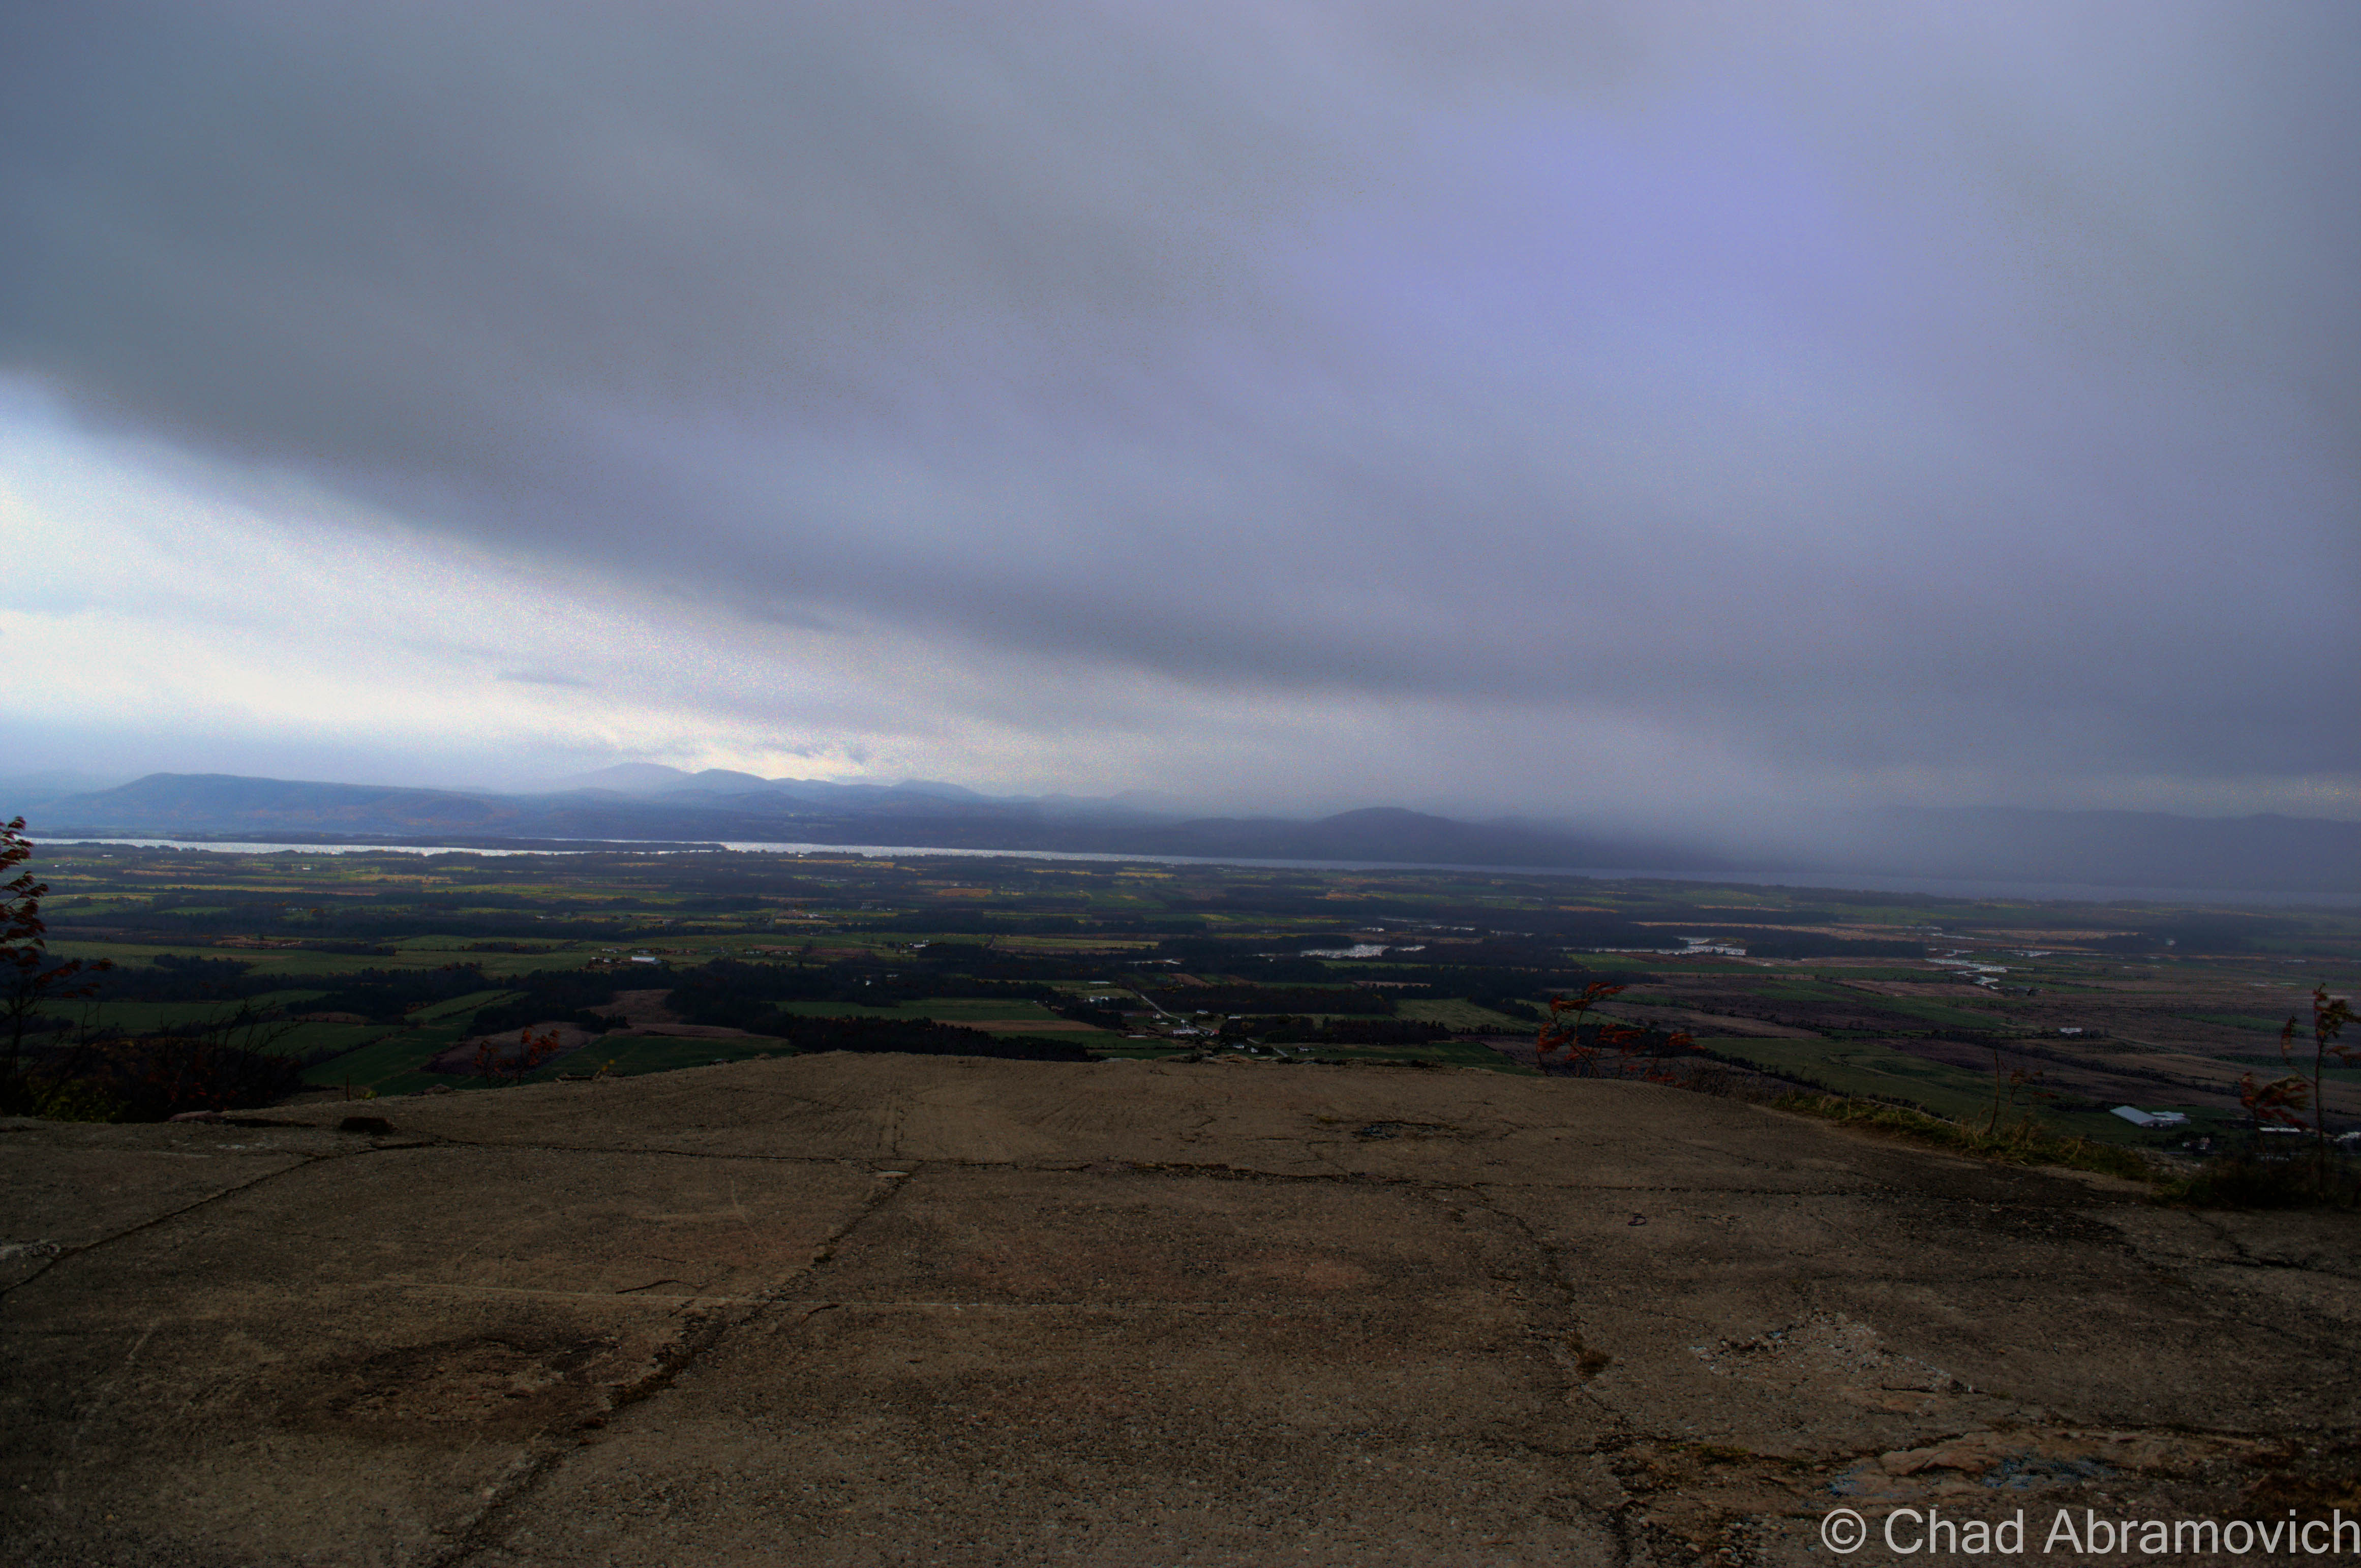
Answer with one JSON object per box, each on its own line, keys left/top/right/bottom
{"left": 5, "top": 2, "right": 2355, "bottom": 816}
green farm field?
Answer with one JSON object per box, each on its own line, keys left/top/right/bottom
{"left": 9, "top": 839, "right": 2355, "bottom": 1141}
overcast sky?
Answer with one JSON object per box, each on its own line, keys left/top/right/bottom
{"left": 5, "top": 2, "right": 2355, "bottom": 825}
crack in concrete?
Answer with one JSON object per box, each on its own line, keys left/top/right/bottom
{"left": 1440, "top": 1184, "right": 1650, "bottom": 1562}
{"left": 0, "top": 1147, "right": 337, "bottom": 1302}
{"left": 433, "top": 1162, "right": 923, "bottom": 1567}
{"left": 357, "top": 1131, "right": 1928, "bottom": 1201}
{"left": 11, "top": 1108, "right": 2346, "bottom": 1567}
{"left": 2182, "top": 1210, "right": 2355, "bottom": 1278}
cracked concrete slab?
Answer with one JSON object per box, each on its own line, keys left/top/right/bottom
{"left": 4, "top": 1056, "right": 2355, "bottom": 1566}
{"left": 0, "top": 1117, "right": 356, "bottom": 1290}
{"left": 5, "top": 1135, "right": 875, "bottom": 1566}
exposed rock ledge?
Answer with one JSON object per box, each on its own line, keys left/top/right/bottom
{"left": 4, "top": 1057, "right": 2353, "bottom": 1566}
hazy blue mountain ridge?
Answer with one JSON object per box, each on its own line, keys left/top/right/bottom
{"left": 21, "top": 773, "right": 2358, "bottom": 893}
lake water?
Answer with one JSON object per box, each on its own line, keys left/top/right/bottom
{"left": 46, "top": 837, "right": 2356, "bottom": 908}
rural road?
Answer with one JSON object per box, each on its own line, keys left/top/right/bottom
{"left": 5, "top": 1057, "right": 2354, "bottom": 1566}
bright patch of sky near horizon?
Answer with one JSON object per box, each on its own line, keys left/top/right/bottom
{"left": 4, "top": 2, "right": 2355, "bottom": 826}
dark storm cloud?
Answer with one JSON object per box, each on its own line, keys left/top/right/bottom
{"left": 5, "top": 2, "right": 2356, "bottom": 805}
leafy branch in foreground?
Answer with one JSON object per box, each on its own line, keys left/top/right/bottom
{"left": 135, "top": 1002, "right": 308, "bottom": 1117}
{"left": 474, "top": 1024, "right": 564, "bottom": 1083}
{"left": 2239, "top": 985, "right": 2357, "bottom": 1179}
{"left": 1984, "top": 1042, "right": 2052, "bottom": 1137}
{"left": 2, "top": 816, "right": 112, "bottom": 1114}
{"left": 4, "top": 815, "right": 315, "bottom": 1119}
{"left": 1534, "top": 982, "right": 1697, "bottom": 1081}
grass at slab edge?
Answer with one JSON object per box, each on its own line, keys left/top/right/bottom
{"left": 1771, "top": 1092, "right": 2155, "bottom": 1183}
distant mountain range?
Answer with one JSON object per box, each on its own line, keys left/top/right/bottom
{"left": 19, "top": 771, "right": 1702, "bottom": 870}
{"left": 16, "top": 771, "right": 2360, "bottom": 896}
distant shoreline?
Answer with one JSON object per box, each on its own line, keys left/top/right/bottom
{"left": 45, "top": 836, "right": 2361, "bottom": 910}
